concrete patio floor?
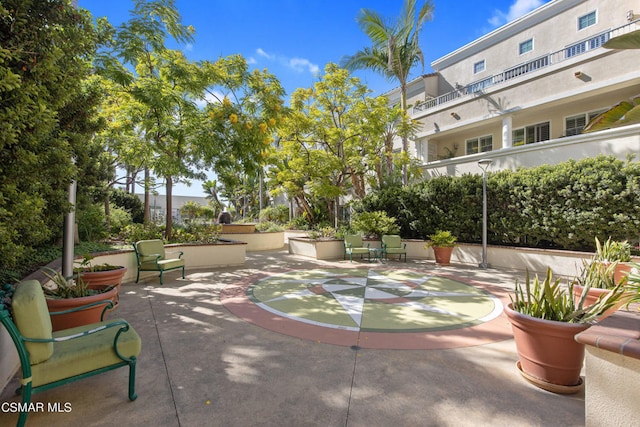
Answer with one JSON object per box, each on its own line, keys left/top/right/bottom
{"left": 0, "top": 249, "right": 585, "bottom": 427}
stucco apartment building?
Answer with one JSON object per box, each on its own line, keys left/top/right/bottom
{"left": 386, "top": 0, "right": 640, "bottom": 177}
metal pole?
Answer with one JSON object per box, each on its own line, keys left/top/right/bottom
{"left": 478, "top": 159, "right": 492, "bottom": 268}
{"left": 62, "top": 177, "right": 77, "bottom": 282}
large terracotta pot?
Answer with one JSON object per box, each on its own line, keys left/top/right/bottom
{"left": 572, "top": 284, "right": 630, "bottom": 320}
{"left": 76, "top": 266, "right": 126, "bottom": 289}
{"left": 433, "top": 246, "right": 454, "bottom": 265}
{"left": 46, "top": 285, "right": 119, "bottom": 332}
{"left": 504, "top": 303, "right": 590, "bottom": 392}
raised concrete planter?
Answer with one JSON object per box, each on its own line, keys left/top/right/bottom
{"left": 288, "top": 237, "right": 596, "bottom": 278}
{"left": 219, "top": 231, "right": 284, "bottom": 251}
{"left": 221, "top": 223, "right": 256, "bottom": 233}
{"left": 575, "top": 308, "right": 640, "bottom": 427}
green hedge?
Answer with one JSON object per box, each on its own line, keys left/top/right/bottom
{"left": 358, "top": 155, "right": 640, "bottom": 251}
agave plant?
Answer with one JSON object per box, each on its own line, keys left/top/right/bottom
{"left": 511, "top": 267, "right": 629, "bottom": 324}
{"left": 41, "top": 267, "right": 113, "bottom": 299}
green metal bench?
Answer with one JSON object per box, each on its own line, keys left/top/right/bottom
{"left": 133, "top": 239, "right": 185, "bottom": 285}
{"left": 343, "top": 235, "right": 371, "bottom": 262}
{"left": 382, "top": 235, "right": 407, "bottom": 262}
{"left": 0, "top": 280, "right": 141, "bottom": 427}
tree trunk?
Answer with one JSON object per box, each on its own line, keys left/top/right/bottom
{"left": 143, "top": 167, "right": 151, "bottom": 224}
{"left": 400, "top": 84, "right": 408, "bottom": 186}
{"left": 104, "top": 191, "right": 111, "bottom": 232}
{"left": 165, "top": 175, "right": 173, "bottom": 241}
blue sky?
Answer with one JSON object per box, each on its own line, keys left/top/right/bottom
{"left": 78, "top": 0, "right": 551, "bottom": 197}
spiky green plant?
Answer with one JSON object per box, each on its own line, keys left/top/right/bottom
{"left": 511, "top": 267, "right": 629, "bottom": 324}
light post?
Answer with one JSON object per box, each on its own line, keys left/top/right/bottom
{"left": 478, "top": 159, "right": 492, "bottom": 268}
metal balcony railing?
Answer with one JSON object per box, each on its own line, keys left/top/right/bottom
{"left": 413, "top": 21, "right": 639, "bottom": 114}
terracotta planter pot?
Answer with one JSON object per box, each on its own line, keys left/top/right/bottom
{"left": 76, "top": 266, "right": 126, "bottom": 288}
{"left": 614, "top": 262, "right": 633, "bottom": 284}
{"left": 46, "top": 285, "right": 119, "bottom": 332}
{"left": 504, "top": 303, "right": 590, "bottom": 391}
{"left": 433, "top": 246, "right": 454, "bottom": 265}
{"left": 572, "top": 284, "right": 629, "bottom": 320}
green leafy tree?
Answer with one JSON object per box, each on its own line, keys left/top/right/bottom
{"left": 342, "top": 0, "right": 433, "bottom": 185}
{"left": 0, "top": 0, "right": 103, "bottom": 268}
{"left": 100, "top": 1, "right": 284, "bottom": 240}
{"left": 268, "top": 63, "right": 401, "bottom": 226}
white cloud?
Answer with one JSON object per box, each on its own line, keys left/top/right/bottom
{"left": 247, "top": 57, "right": 257, "bottom": 65}
{"left": 256, "top": 48, "right": 274, "bottom": 60}
{"left": 489, "top": 0, "right": 544, "bottom": 27}
{"left": 255, "top": 48, "right": 319, "bottom": 75}
{"left": 289, "top": 58, "right": 320, "bottom": 74}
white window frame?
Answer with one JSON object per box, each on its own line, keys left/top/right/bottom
{"left": 519, "top": 38, "right": 533, "bottom": 55}
{"left": 473, "top": 60, "right": 485, "bottom": 74}
{"left": 466, "top": 135, "right": 493, "bottom": 155}
{"left": 578, "top": 11, "right": 597, "bottom": 31}
{"left": 512, "top": 122, "right": 550, "bottom": 146}
{"left": 565, "top": 109, "right": 607, "bottom": 136}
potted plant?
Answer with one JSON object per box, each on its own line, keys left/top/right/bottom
{"left": 74, "top": 253, "right": 127, "bottom": 290}
{"left": 593, "top": 237, "right": 633, "bottom": 284}
{"left": 505, "top": 267, "right": 629, "bottom": 393}
{"left": 42, "top": 268, "right": 118, "bottom": 332}
{"left": 425, "top": 230, "right": 457, "bottom": 265}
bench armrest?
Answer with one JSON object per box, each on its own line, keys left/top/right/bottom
{"left": 165, "top": 250, "right": 183, "bottom": 259}
{"left": 23, "top": 319, "right": 136, "bottom": 361}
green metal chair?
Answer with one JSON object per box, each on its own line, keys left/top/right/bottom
{"left": 0, "top": 280, "right": 141, "bottom": 427}
{"left": 382, "top": 235, "right": 407, "bottom": 262}
{"left": 133, "top": 239, "right": 185, "bottom": 285}
{"left": 343, "top": 235, "right": 370, "bottom": 262}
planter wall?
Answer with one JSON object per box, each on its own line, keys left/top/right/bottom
{"left": 221, "top": 223, "right": 256, "bottom": 234}
{"left": 219, "top": 231, "right": 284, "bottom": 251}
{"left": 575, "top": 310, "right": 640, "bottom": 427}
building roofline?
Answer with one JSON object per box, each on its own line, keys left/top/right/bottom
{"left": 381, "top": 72, "right": 439, "bottom": 97}
{"left": 431, "top": 0, "right": 585, "bottom": 71}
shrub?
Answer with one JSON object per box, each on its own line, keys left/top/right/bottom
{"left": 350, "top": 211, "right": 400, "bottom": 239}
{"left": 260, "top": 205, "right": 289, "bottom": 224}
{"left": 120, "top": 223, "right": 163, "bottom": 244}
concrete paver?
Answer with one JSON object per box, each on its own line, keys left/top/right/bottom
{"left": 0, "top": 250, "right": 584, "bottom": 426}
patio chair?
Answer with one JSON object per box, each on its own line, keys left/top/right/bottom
{"left": 343, "top": 235, "right": 370, "bottom": 262}
{"left": 0, "top": 280, "right": 141, "bottom": 427}
{"left": 133, "top": 239, "right": 185, "bottom": 285}
{"left": 382, "top": 235, "right": 407, "bottom": 262}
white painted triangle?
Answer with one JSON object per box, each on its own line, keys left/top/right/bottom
{"left": 331, "top": 294, "right": 364, "bottom": 326}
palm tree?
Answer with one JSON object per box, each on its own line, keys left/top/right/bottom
{"left": 342, "top": 0, "right": 434, "bottom": 185}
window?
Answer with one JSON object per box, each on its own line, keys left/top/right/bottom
{"left": 565, "top": 114, "right": 586, "bottom": 136}
{"left": 578, "top": 11, "right": 596, "bottom": 30}
{"left": 466, "top": 135, "right": 492, "bottom": 154}
{"left": 473, "top": 60, "right": 485, "bottom": 74}
{"left": 519, "top": 39, "right": 533, "bottom": 55}
{"left": 565, "top": 110, "right": 606, "bottom": 136}
{"left": 512, "top": 122, "right": 550, "bottom": 146}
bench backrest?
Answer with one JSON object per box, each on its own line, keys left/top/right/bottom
{"left": 10, "top": 280, "right": 54, "bottom": 365}
{"left": 382, "top": 235, "right": 402, "bottom": 249}
{"left": 344, "top": 235, "right": 364, "bottom": 248}
{"left": 135, "top": 239, "right": 167, "bottom": 261}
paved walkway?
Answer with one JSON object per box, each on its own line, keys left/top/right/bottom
{"left": 0, "top": 249, "right": 585, "bottom": 426}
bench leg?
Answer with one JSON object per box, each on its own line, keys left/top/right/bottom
{"left": 17, "top": 382, "right": 32, "bottom": 427}
{"left": 135, "top": 269, "right": 140, "bottom": 283}
{"left": 181, "top": 266, "right": 185, "bottom": 279}
{"left": 158, "top": 271, "right": 163, "bottom": 286}
{"left": 128, "top": 358, "right": 138, "bottom": 401}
